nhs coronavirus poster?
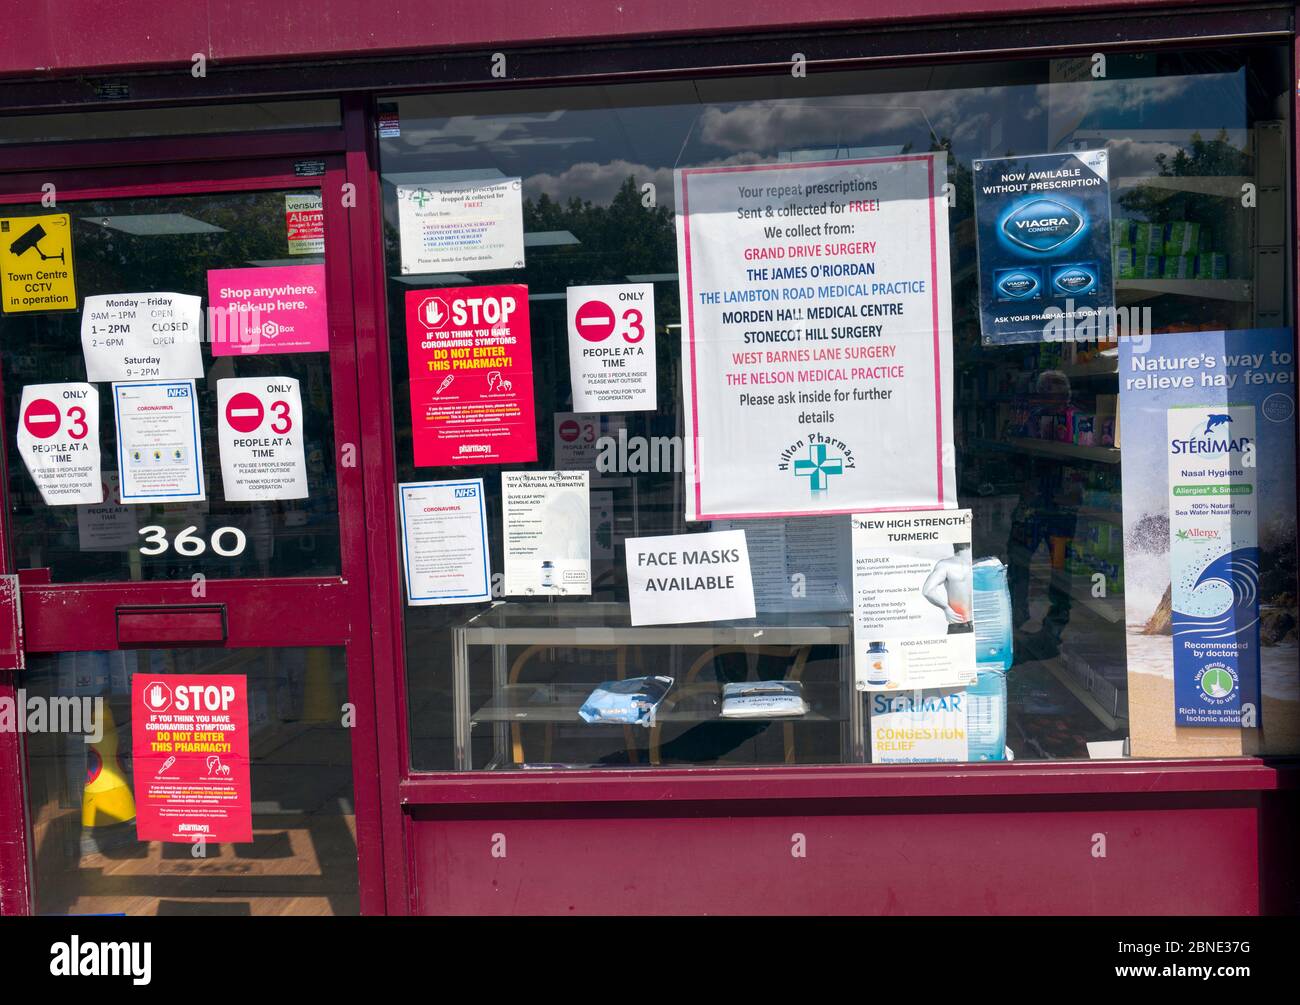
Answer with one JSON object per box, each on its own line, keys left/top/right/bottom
{"left": 973, "top": 150, "right": 1114, "bottom": 345}
{"left": 674, "top": 154, "right": 956, "bottom": 521}
{"left": 1119, "top": 329, "right": 1296, "bottom": 740}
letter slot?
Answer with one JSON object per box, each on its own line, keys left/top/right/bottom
{"left": 116, "top": 605, "right": 227, "bottom": 646}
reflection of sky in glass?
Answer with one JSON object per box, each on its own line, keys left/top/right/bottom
{"left": 380, "top": 68, "right": 1248, "bottom": 217}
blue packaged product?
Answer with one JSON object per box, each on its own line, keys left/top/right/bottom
{"left": 967, "top": 666, "right": 1008, "bottom": 761}
{"left": 972, "top": 557, "right": 1014, "bottom": 671}
{"left": 578, "top": 675, "right": 674, "bottom": 727}
{"left": 993, "top": 267, "right": 1043, "bottom": 301}
{"left": 1049, "top": 262, "right": 1099, "bottom": 297}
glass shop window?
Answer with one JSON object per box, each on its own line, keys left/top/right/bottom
{"left": 379, "top": 45, "right": 1298, "bottom": 771}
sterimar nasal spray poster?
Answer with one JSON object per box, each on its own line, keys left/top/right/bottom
{"left": 1119, "top": 330, "right": 1296, "bottom": 734}
{"left": 973, "top": 150, "right": 1114, "bottom": 345}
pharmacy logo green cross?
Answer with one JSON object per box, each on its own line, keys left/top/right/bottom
{"left": 793, "top": 443, "right": 843, "bottom": 492}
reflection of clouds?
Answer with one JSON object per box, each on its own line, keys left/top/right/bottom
{"left": 398, "top": 111, "right": 567, "bottom": 147}
{"left": 517, "top": 74, "right": 1245, "bottom": 209}
{"left": 524, "top": 159, "right": 673, "bottom": 205}
{"left": 524, "top": 152, "right": 768, "bottom": 209}
{"left": 1036, "top": 73, "right": 1237, "bottom": 130}
{"left": 1105, "top": 136, "right": 1186, "bottom": 179}
{"left": 699, "top": 100, "right": 933, "bottom": 151}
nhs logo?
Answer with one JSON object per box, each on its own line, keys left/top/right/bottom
{"left": 1001, "top": 197, "right": 1086, "bottom": 253}
{"left": 166, "top": 387, "right": 190, "bottom": 398}
{"left": 453, "top": 487, "right": 478, "bottom": 498}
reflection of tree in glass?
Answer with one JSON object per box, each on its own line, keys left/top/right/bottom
{"left": 523, "top": 176, "right": 676, "bottom": 319}
{"left": 1118, "top": 129, "right": 1249, "bottom": 274}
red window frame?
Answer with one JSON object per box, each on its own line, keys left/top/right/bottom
{"left": 0, "top": 110, "right": 396, "bottom": 915}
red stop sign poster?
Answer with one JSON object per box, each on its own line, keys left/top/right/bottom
{"left": 405, "top": 284, "right": 537, "bottom": 467}
{"left": 132, "top": 675, "right": 252, "bottom": 845}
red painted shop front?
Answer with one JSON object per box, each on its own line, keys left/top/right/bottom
{"left": 0, "top": 1, "right": 1298, "bottom": 916}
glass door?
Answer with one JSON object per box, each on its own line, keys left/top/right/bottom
{"left": 0, "top": 156, "right": 382, "bottom": 915}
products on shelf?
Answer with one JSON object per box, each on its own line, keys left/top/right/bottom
{"left": 578, "top": 675, "right": 674, "bottom": 727}
{"left": 973, "top": 558, "right": 1014, "bottom": 671}
{"left": 719, "top": 680, "right": 809, "bottom": 719}
{"left": 968, "top": 668, "right": 1008, "bottom": 761}
{"left": 1113, "top": 217, "right": 1227, "bottom": 280}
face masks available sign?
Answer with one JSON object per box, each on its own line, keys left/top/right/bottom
{"left": 624, "top": 529, "right": 756, "bottom": 626}
{"left": 1119, "top": 330, "right": 1296, "bottom": 735}
{"left": 17, "top": 383, "right": 102, "bottom": 505}
{"left": 973, "top": 150, "right": 1114, "bottom": 345}
{"left": 405, "top": 284, "right": 537, "bottom": 467}
{"left": 851, "top": 509, "right": 977, "bottom": 691}
{"left": 674, "top": 154, "right": 956, "bottom": 520}
{"left": 81, "top": 292, "right": 203, "bottom": 381}
{"left": 566, "top": 283, "right": 657, "bottom": 411}
{"left": 216, "top": 377, "right": 309, "bottom": 501}
{"left": 132, "top": 674, "right": 252, "bottom": 844}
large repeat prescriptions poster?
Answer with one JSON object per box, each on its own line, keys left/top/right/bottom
{"left": 675, "top": 154, "right": 956, "bottom": 521}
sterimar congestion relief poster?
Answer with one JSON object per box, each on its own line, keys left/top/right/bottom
{"left": 674, "top": 154, "right": 956, "bottom": 520}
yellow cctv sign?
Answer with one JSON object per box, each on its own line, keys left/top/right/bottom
{"left": 1, "top": 213, "right": 77, "bottom": 313}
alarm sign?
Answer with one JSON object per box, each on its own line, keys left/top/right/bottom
{"left": 216, "top": 377, "right": 308, "bottom": 502}
{"left": 565, "top": 283, "right": 656, "bottom": 412}
{"left": 16, "top": 383, "right": 102, "bottom": 505}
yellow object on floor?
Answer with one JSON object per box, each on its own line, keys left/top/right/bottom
{"left": 82, "top": 704, "right": 136, "bottom": 827}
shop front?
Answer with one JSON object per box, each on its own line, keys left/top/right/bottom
{"left": 0, "top": 0, "right": 1297, "bottom": 916}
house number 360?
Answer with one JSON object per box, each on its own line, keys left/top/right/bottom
{"left": 138, "top": 525, "right": 248, "bottom": 557}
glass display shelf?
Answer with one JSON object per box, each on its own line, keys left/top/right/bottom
{"left": 452, "top": 602, "right": 857, "bottom": 769}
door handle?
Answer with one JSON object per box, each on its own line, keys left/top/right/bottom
{"left": 116, "top": 604, "right": 227, "bottom": 646}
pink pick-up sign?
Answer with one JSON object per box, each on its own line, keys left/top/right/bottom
{"left": 208, "top": 264, "right": 329, "bottom": 356}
